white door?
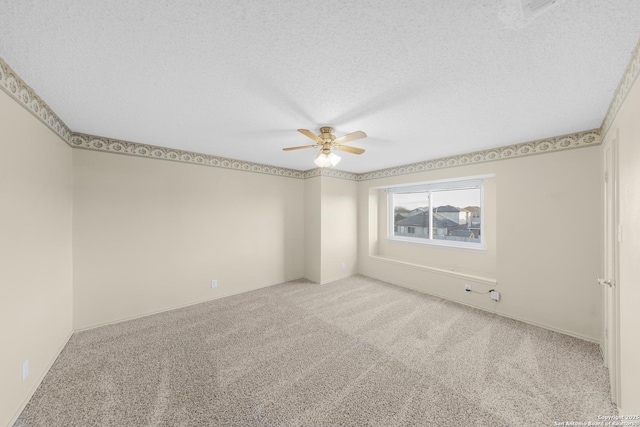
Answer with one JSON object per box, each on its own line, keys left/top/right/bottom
{"left": 601, "top": 134, "right": 621, "bottom": 404}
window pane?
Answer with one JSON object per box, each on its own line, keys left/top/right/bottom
{"left": 388, "top": 178, "right": 485, "bottom": 249}
{"left": 431, "top": 188, "right": 481, "bottom": 244}
{"left": 392, "top": 192, "right": 429, "bottom": 239}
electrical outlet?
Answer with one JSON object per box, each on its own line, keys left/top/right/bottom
{"left": 211, "top": 279, "right": 218, "bottom": 288}
{"left": 464, "top": 284, "right": 472, "bottom": 293}
{"left": 22, "top": 360, "right": 29, "bottom": 382}
{"left": 341, "top": 262, "right": 346, "bottom": 270}
{"left": 490, "top": 291, "right": 501, "bottom": 302}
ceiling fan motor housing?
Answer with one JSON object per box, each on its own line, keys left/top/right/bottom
{"left": 319, "top": 127, "right": 335, "bottom": 141}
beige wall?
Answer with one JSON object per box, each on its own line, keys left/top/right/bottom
{"left": 303, "top": 177, "right": 321, "bottom": 282}
{"left": 320, "top": 177, "right": 358, "bottom": 283}
{"left": 72, "top": 149, "right": 304, "bottom": 330}
{"left": 304, "top": 176, "right": 358, "bottom": 284}
{"left": 358, "top": 146, "right": 603, "bottom": 341}
{"left": 602, "top": 69, "right": 640, "bottom": 414}
{"left": 0, "top": 91, "right": 73, "bottom": 426}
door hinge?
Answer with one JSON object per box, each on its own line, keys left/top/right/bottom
{"left": 604, "top": 171, "right": 608, "bottom": 183}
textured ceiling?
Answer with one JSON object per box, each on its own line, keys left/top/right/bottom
{"left": 1, "top": 1, "right": 639, "bottom": 173}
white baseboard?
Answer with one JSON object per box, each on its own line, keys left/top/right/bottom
{"left": 74, "top": 278, "right": 303, "bottom": 333}
{"left": 491, "top": 308, "right": 598, "bottom": 343}
{"left": 319, "top": 273, "right": 357, "bottom": 285}
{"left": 360, "top": 272, "right": 599, "bottom": 344}
{"left": 8, "top": 330, "right": 74, "bottom": 427}
{"left": 598, "top": 343, "right": 606, "bottom": 363}
{"left": 301, "top": 274, "right": 357, "bottom": 285}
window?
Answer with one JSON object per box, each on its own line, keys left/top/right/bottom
{"left": 388, "top": 177, "right": 484, "bottom": 249}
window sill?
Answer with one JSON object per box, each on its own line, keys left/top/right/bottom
{"left": 387, "top": 236, "right": 487, "bottom": 252}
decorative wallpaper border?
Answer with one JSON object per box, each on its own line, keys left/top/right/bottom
{"left": 601, "top": 37, "right": 640, "bottom": 137}
{"left": 70, "top": 133, "right": 306, "bottom": 179}
{"left": 68, "top": 130, "right": 601, "bottom": 182}
{"left": 357, "top": 130, "right": 601, "bottom": 181}
{"left": 302, "top": 168, "right": 360, "bottom": 180}
{"left": 0, "top": 58, "right": 72, "bottom": 143}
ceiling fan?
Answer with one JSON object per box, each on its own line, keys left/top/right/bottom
{"left": 283, "top": 127, "right": 367, "bottom": 168}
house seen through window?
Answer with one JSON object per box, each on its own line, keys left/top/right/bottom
{"left": 388, "top": 178, "right": 483, "bottom": 249}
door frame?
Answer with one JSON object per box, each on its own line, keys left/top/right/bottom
{"left": 602, "top": 131, "right": 621, "bottom": 405}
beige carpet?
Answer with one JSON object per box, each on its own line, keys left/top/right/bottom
{"left": 15, "top": 275, "right": 615, "bottom": 426}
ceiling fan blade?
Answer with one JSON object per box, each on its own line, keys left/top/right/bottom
{"left": 333, "top": 131, "right": 367, "bottom": 145}
{"left": 297, "top": 129, "right": 324, "bottom": 143}
{"left": 282, "top": 145, "right": 318, "bottom": 151}
{"left": 335, "top": 145, "right": 365, "bottom": 155}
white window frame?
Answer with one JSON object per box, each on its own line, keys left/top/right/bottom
{"left": 386, "top": 176, "right": 489, "bottom": 251}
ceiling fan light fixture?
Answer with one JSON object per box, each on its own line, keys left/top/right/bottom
{"left": 314, "top": 151, "right": 341, "bottom": 168}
